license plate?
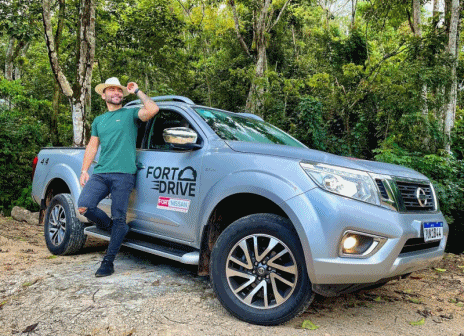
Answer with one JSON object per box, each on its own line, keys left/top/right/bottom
{"left": 423, "top": 222, "right": 443, "bottom": 242}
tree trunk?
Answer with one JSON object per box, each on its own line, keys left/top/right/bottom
{"left": 43, "top": 0, "right": 96, "bottom": 147}
{"left": 413, "top": 0, "right": 421, "bottom": 35}
{"left": 72, "top": 98, "right": 85, "bottom": 147}
{"left": 229, "top": 0, "right": 252, "bottom": 59}
{"left": 433, "top": 0, "right": 440, "bottom": 16}
{"left": 14, "top": 42, "right": 30, "bottom": 81}
{"left": 5, "top": 38, "right": 15, "bottom": 81}
{"left": 52, "top": 82, "right": 61, "bottom": 145}
{"left": 5, "top": 38, "right": 26, "bottom": 81}
{"left": 50, "top": 0, "right": 65, "bottom": 146}
{"left": 76, "top": 0, "right": 96, "bottom": 146}
{"left": 412, "top": 0, "right": 429, "bottom": 119}
{"left": 245, "top": 0, "right": 270, "bottom": 116}
{"left": 351, "top": 0, "right": 357, "bottom": 29}
{"left": 246, "top": 43, "right": 267, "bottom": 116}
{"left": 444, "top": 0, "right": 460, "bottom": 152}
{"left": 229, "top": 0, "right": 291, "bottom": 115}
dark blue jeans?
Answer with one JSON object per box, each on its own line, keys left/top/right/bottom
{"left": 78, "top": 173, "right": 136, "bottom": 262}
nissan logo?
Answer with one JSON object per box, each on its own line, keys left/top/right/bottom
{"left": 416, "top": 187, "right": 428, "bottom": 207}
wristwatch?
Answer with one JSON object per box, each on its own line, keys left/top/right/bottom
{"left": 134, "top": 88, "right": 140, "bottom": 95}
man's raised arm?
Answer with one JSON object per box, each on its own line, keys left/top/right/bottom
{"left": 126, "top": 82, "right": 159, "bottom": 122}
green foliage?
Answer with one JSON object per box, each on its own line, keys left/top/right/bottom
{"left": 331, "top": 29, "right": 368, "bottom": 70}
{"left": 12, "top": 185, "right": 39, "bottom": 212}
{"left": 289, "top": 96, "right": 327, "bottom": 150}
{"left": 375, "top": 143, "right": 464, "bottom": 253}
{"left": 452, "top": 109, "right": 464, "bottom": 160}
{"left": 0, "top": 107, "right": 48, "bottom": 215}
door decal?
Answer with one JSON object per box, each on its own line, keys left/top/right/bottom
{"left": 157, "top": 196, "right": 191, "bottom": 213}
{"left": 146, "top": 166, "right": 197, "bottom": 197}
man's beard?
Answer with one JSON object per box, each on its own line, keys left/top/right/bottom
{"left": 106, "top": 96, "right": 123, "bottom": 106}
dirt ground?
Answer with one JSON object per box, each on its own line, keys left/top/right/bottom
{"left": 0, "top": 216, "right": 463, "bottom": 336}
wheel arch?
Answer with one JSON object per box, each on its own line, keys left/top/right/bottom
{"left": 40, "top": 166, "right": 78, "bottom": 224}
{"left": 197, "top": 192, "right": 301, "bottom": 276}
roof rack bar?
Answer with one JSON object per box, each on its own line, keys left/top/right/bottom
{"left": 124, "top": 95, "right": 194, "bottom": 107}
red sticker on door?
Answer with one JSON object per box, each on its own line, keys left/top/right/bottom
{"left": 157, "top": 196, "right": 191, "bottom": 213}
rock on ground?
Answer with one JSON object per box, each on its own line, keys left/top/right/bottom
{"left": 10, "top": 206, "right": 39, "bottom": 226}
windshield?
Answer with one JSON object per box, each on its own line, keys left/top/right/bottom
{"left": 194, "top": 107, "right": 307, "bottom": 148}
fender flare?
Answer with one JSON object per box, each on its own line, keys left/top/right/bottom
{"left": 197, "top": 169, "right": 310, "bottom": 245}
{"left": 42, "top": 164, "right": 82, "bottom": 216}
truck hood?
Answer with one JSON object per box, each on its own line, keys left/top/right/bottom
{"left": 225, "top": 141, "right": 428, "bottom": 180}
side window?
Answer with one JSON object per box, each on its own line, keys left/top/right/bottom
{"left": 146, "top": 110, "right": 194, "bottom": 150}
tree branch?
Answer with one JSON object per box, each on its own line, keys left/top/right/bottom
{"left": 270, "top": 0, "right": 292, "bottom": 31}
{"left": 228, "top": 0, "right": 253, "bottom": 59}
{"left": 348, "top": 43, "right": 407, "bottom": 111}
{"left": 42, "top": 0, "right": 73, "bottom": 97}
{"left": 175, "top": 0, "right": 191, "bottom": 18}
{"left": 406, "top": 7, "right": 415, "bottom": 34}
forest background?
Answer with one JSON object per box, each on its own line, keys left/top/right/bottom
{"left": 1, "top": 0, "right": 463, "bottom": 253}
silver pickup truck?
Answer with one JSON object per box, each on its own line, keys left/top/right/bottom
{"left": 31, "top": 96, "right": 448, "bottom": 325}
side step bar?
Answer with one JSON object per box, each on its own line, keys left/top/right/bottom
{"left": 84, "top": 226, "right": 199, "bottom": 265}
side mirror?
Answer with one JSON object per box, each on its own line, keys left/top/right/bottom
{"left": 163, "top": 127, "right": 203, "bottom": 150}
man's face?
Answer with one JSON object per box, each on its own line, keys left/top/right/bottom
{"left": 102, "top": 86, "right": 123, "bottom": 106}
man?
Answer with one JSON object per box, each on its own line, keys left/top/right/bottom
{"left": 78, "top": 77, "right": 159, "bottom": 277}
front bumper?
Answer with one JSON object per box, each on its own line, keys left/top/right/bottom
{"left": 281, "top": 188, "right": 448, "bottom": 286}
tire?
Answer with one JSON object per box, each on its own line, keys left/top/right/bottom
{"left": 210, "top": 213, "right": 315, "bottom": 325}
{"left": 44, "top": 193, "right": 86, "bottom": 255}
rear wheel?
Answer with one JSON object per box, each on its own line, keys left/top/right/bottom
{"left": 44, "top": 194, "right": 86, "bottom": 255}
{"left": 210, "top": 213, "right": 315, "bottom": 325}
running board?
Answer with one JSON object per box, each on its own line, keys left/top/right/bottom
{"left": 84, "top": 226, "right": 199, "bottom": 265}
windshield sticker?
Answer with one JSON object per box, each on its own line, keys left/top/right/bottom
{"left": 146, "top": 166, "right": 197, "bottom": 197}
{"left": 157, "top": 196, "right": 191, "bottom": 213}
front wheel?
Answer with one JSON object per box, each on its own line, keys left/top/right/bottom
{"left": 210, "top": 213, "right": 315, "bottom": 325}
{"left": 44, "top": 193, "right": 86, "bottom": 255}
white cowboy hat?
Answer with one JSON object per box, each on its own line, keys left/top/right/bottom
{"left": 95, "top": 77, "right": 129, "bottom": 97}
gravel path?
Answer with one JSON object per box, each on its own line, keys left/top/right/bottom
{"left": 1, "top": 217, "right": 463, "bottom": 336}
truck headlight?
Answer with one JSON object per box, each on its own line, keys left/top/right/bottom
{"left": 300, "top": 162, "right": 380, "bottom": 206}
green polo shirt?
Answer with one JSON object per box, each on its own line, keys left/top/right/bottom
{"left": 91, "top": 107, "right": 140, "bottom": 174}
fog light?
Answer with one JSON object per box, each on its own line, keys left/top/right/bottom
{"left": 340, "top": 231, "right": 386, "bottom": 258}
{"left": 343, "top": 236, "right": 357, "bottom": 250}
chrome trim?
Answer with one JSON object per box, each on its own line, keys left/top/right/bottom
{"left": 430, "top": 183, "right": 439, "bottom": 212}
{"left": 416, "top": 187, "right": 428, "bottom": 207}
{"left": 338, "top": 230, "right": 387, "bottom": 259}
{"left": 369, "top": 173, "right": 400, "bottom": 211}
{"left": 394, "top": 177, "right": 437, "bottom": 213}
{"left": 369, "top": 174, "right": 438, "bottom": 213}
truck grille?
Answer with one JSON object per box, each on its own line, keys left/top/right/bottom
{"left": 400, "top": 238, "right": 440, "bottom": 254}
{"left": 396, "top": 181, "right": 435, "bottom": 212}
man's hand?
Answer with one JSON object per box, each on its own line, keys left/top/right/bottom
{"left": 127, "top": 82, "right": 139, "bottom": 95}
{"left": 80, "top": 171, "right": 90, "bottom": 187}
